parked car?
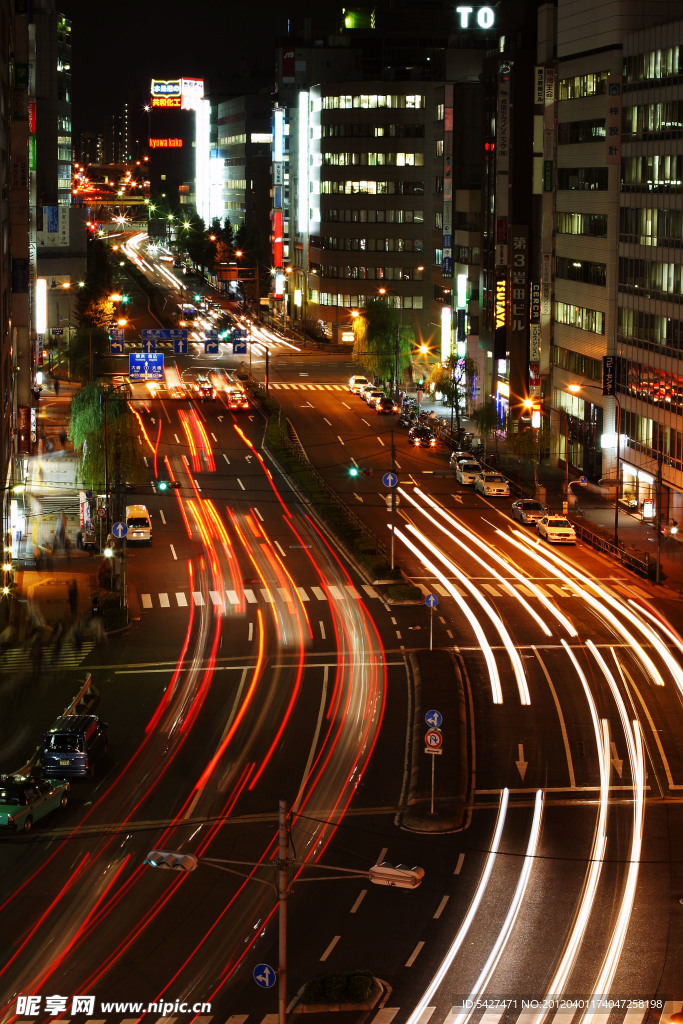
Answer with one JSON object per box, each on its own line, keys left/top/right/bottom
{"left": 349, "top": 375, "right": 370, "bottom": 394}
{"left": 449, "top": 451, "right": 472, "bottom": 472}
{"left": 365, "top": 389, "right": 384, "bottom": 406}
{"left": 456, "top": 460, "right": 482, "bottom": 485}
{"left": 408, "top": 425, "right": 437, "bottom": 448}
{"left": 474, "top": 472, "right": 510, "bottom": 497}
{"left": 537, "top": 515, "right": 577, "bottom": 544}
{"left": 41, "top": 714, "right": 108, "bottom": 779}
{"left": 358, "top": 382, "right": 378, "bottom": 401}
{"left": 0, "top": 775, "right": 70, "bottom": 833}
{"left": 511, "top": 499, "right": 546, "bottom": 524}
{"left": 375, "top": 396, "right": 396, "bottom": 414}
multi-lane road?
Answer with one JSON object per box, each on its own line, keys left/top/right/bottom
{"left": 1, "top": 236, "right": 680, "bottom": 1024}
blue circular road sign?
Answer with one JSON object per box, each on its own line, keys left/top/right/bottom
{"left": 253, "top": 963, "right": 276, "bottom": 989}
{"left": 111, "top": 521, "right": 128, "bottom": 539}
{"left": 425, "top": 594, "right": 439, "bottom": 608}
{"left": 382, "top": 472, "right": 398, "bottom": 488}
{"left": 425, "top": 709, "right": 443, "bottom": 729}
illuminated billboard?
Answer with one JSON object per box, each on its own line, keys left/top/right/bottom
{"left": 149, "top": 138, "right": 183, "bottom": 148}
{"left": 150, "top": 78, "right": 205, "bottom": 111}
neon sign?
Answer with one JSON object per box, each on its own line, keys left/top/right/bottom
{"left": 151, "top": 96, "right": 181, "bottom": 108}
{"left": 151, "top": 79, "right": 181, "bottom": 97}
{"left": 455, "top": 5, "right": 495, "bottom": 28}
{"left": 495, "top": 279, "right": 507, "bottom": 329}
{"left": 149, "top": 138, "right": 183, "bottom": 148}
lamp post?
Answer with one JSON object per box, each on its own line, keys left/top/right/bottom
{"left": 567, "top": 383, "right": 621, "bottom": 548}
{"left": 379, "top": 287, "right": 402, "bottom": 403}
{"left": 144, "top": 800, "right": 424, "bottom": 1024}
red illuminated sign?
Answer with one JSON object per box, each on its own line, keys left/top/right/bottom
{"left": 151, "top": 96, "right": 181, "bottom": 108}
{"left": 28, "top": 100, "right": 36, "bottom": 134}
{"left": 149, "top": 138, "right": 183, "bottom": 149}
{"left": 273, "top": 210, "right": 283, "bottom": 268}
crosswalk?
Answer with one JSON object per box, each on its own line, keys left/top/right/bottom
{"left": 137, "top": 579, "right": 578, "bottom": 612}
{"left": 0, "top": 639, "right": 95, "bottom": 670}
{"left": 68, "top": 1001, "right": 681, "bottom": 1024}
{"left": 268, "top": 382, "right": 349, "bottom": 390}
{"left": 139, "top": 583, "right": 377, "bottom": 611}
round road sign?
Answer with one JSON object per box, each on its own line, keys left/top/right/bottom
{"left": 425, "top": 728, "right": 442, "bottom": 749}
{"left": 96, "top": 507, "right": 107, "bottom": 519}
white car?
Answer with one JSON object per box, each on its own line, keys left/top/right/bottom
{"left": 349, "top": 375, "right": 370, "bottom": 394}
{"left": 456, "top": 460, "right": 482, "bottom": 485}
{"left": 474, "top": 472, "right": 510, "bottom": 497}
{"left": 537, "top": 516, "right": 576, "bottom": 544}
{"left": 365, "top": 389, "right": 384, "bottom": 406}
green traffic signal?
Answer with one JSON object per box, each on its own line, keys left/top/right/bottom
{"left": 120, "top": 293, "right": 130, "bottom": 304}
{"left": 349, "top": 466, "right": 359, "bottom": 477}
{"left": 194, "top": 293, "right": 201, "bottom": 302}
{"left": 158, "top": 480, "right": 179, "bottom": 492}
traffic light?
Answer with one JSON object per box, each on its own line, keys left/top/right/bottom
{"left": 194, "top": 293, "right": 201, "bottom": 302}
{"left": 120, "top": 293, "right": 130, "bottom": 305}
{"left": 349, "top": 466, "right": 373, "bottom": 477}
{"left": 349, "top": 466, "right": 359, "bottom": 477}
{"left": 157, "top": 480, "right": 180, "bottom": 492}
{"left": 144, "top": 850, "right": 198, "bottom": 872}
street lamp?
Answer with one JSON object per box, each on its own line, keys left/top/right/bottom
{"left": 567, "top": 383, "right": 621, "bottom": 547}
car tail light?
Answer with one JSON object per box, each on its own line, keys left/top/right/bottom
{"left": 7, "top": 815, "right": 14, "bottom": 826}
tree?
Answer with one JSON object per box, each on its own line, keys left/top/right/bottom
{"left": 69, "top": 383, "right": 147, "bottom": 491}
{"left": 352, "top": 297, "right": 413, "bottom": 393}
{"left": 425, "top": 355, "right": 475, "bottom": 436}
{"left": 472, "top": 401, "right": 502, "bottom": 456}
{"left": 506, "top": 421, "right": 555, "bottom": 489}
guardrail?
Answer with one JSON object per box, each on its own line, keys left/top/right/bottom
{"left": 569, "top": 514, "right": 651, "bottom": 577}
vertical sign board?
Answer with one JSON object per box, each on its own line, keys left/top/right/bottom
{"left": 442, "top": 86, "right": 453, "bottom": 280}
{"left": 509, "top": 225, "right": 530, "bottom": 385}
{"left": 606, "top": 77, "right": 622, "bottom": 166}
{"left": 602, "top": 356, "right": 616, "bottom": 396}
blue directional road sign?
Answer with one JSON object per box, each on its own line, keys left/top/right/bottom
{"left": 110, "top": 339, "right": 125, "bottom": 355}
{"left": 233, "top": 328, "right": 248, "bottom": 341}
{"left": 129, "top": 351, "right": 164, "bottom": 381}
{"left": 233, "top": 341, "right": 247, "bottom": 354}
{"left": 425, "top": 709, "right": 443, "bottom": 729}
{"left": 141, "top": 338, "right": 157, "bottom": 352}
{"left": 111, "top": 521, "right": 128, "bottom": 540}
{"left": 204, "top": 340, "right": 219, "bottom": 354}
{"left": 142, "top": 329, "right": 188, "bottom": 342}
{"left": 174, "top": 338, "right": 188, "bottom": 355}
{"left": 383, "top": 471, "right": 398, "bottom": 488}
{"left": 203, "top": 329, "right": 218, "bottom": 340}
{"left": 425, "top": 594, "right": 439, "bottom": 608}
{"left": 253, "top": 964, "right": 276, "bottom": 990}
{"left": 110, "top": 328, "right": 125, "bottom": 341}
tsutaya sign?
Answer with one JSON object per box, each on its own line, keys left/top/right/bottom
{"left": 455, "top": 5, "right": 496, "bottom": 28}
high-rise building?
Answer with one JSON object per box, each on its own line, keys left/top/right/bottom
{"left": 0, "top": 0, "right": 13, "bottom": 539}
{"left": 78, "top": 131, "right": 104, "bottom": 166}
{"left": 544, "top": 0, "right": 683, "bottom": 522}
{"left": 32, "top": 1, "right": 72, "bottom": 210}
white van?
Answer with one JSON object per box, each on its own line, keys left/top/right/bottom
{"left": 125, "top": 504, "right": 152, "bottom": 545}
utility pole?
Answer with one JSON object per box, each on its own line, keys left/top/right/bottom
{"left": 278, "top": 798, "right": 289, "bottom": 1024}
{"left": 265, "top": 346, "right": 270, "bottom": 396}
{"left": 394, "top": 323, "right": 400, "bottom": 403}
{"left": 391, "top": 429, "right": 397, "bottom": 571}
{"left": 656, "top": 449, "right": 663, "bottom": 584}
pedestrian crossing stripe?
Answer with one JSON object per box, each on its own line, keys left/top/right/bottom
{"left": 269, "top": 382, "right": 346, "bottom": 390}
{"left": 419, "top": 581, "right": 572, "bottom": 601}
{"left": 139, "top": 583, "right": 378, "bottom": 611}
{"left": 0, "top": 639, "right": 96, "bottom": 670}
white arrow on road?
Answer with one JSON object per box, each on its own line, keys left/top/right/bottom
{"left": 515, "top": 743, "right": 528, "bottom": 780}
{"left": 245, "top": 455, "right": 252, "bottom": 463}
{"left": 610, "top": 742, "right": 623, "bottom": 777}
{"left": 217, "top": 415, "right": 224, "bottom": 423}
{"left": 453, "top": 493, "right": 463, "bottom": 504}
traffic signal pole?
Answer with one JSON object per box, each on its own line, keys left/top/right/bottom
{"left": 278, "top": 798, "right": 289, "bottom": 1024}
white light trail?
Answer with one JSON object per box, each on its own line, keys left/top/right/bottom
{"left": 404, "top": 522, "right": 530, "bottom": 705}
{"left": 403, "top": 487, "right": 553, "bottom": 637}
{"left": 393, "top": 525, "right": 502, "bottom": 703}
{"left": 500, "top": 529, "right": 667, "bottom": 689}
{"left": 404, "top": 790, "right": 510, "bottom": 1024}
{"left": 453, "top": 790, "right": 544, "bottom": 1024}
{"left": 582, "top": 641, "right": 645, "bottom": 1024}
{"left": 410, "top": 487, "right": 577, "bottom": 637}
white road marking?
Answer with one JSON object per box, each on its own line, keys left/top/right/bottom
{"left": 350, "top": 889, "right": 367, "bottom": 914}
{"left": 311, "top": 586, "right": 326, "bottom": 600}
{"left": 275, "top": 540, "right": 286, "bottom": 557}
{"left": 176, "top": 592, "right": 188, "bottom": 607}
{"left": 337, "top": 435, "right": 345, "bottom": 446}
{"left": 324, "top": 417, "right": 332, "bottom": 425}
{"left": 244, "top": 589, "right": 257, "bottom": 603}
{"left": 454, "top": 852, "right": 465, "bottom": 874}
{"left": 158, "top": 509, "right": 166, "bottom": 525}
{"left": 209, "top": 591, "right": 222, "bottom": 606}
{"left": 211, "top": 432, "right": 218, "bottom": 441}
{"left": 192, "top": 592, "right": 205, "bottom": 605}
{"left": 363, "top": 585, "right": 379, "bottom": 598}
{"left": 342, "top": 401, "right": 351, "bottom": 409}
{"left": 223, "top": 453, "right": 230, "bottom": 465}
{"left": 170, "top": 544, "right": 177, "bottom": 560}
{"left": 159, "top": 593, "right": 170, "bottom": 608}
{"left": 141, "top": 594, "right": 152, "bottom": 608}
{"left": 319, "top": 620, "right": 326, "bottom": 640}
{"left": 405, "top": 941, "right": 425, "bottom": 967}
{"left": 261, "top": 589, "right": 273, "bottom": 603}
{"left": 248, "top": 621, "right": 253, "bottom": 641}
{"left": 433, "top": 895, "right": 449, "bottom": 918}
{"left": 253, "top": 506, "right": 264, "bottom": 522}
{"left": 373, "top": 1011, "right": 400, "bottom": 1024}
{"left": 328, "top": 585, "right": 343, "bottom": 600}
{"left": 533, "top": 646, "right": 576, "bottom": 788}
{"left": 237, "top": 478, "right": 245, "bottom": 490}
{"left": 226, "top": 590, "right": 239, "bottom": 605}
{"left": 174, "top": 433, "right": 181, "bottom": 443}
{"left": 345, "top": 585, "right": 361, "bottom": 598}
{"left": 296, "top": 587, "right": 310, "bottom": 602}
{"left": 362, "top": 418, "right": 370, "bottom": 426}
{"left": 377, "top": 435, "right": 385, "bottom": 446}
{"left": 320, "top": 935, "right": 340, "bottom": 961}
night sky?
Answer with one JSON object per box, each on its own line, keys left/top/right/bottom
{"left": 60, "top": 0, "right": 337, "bottom": 140}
